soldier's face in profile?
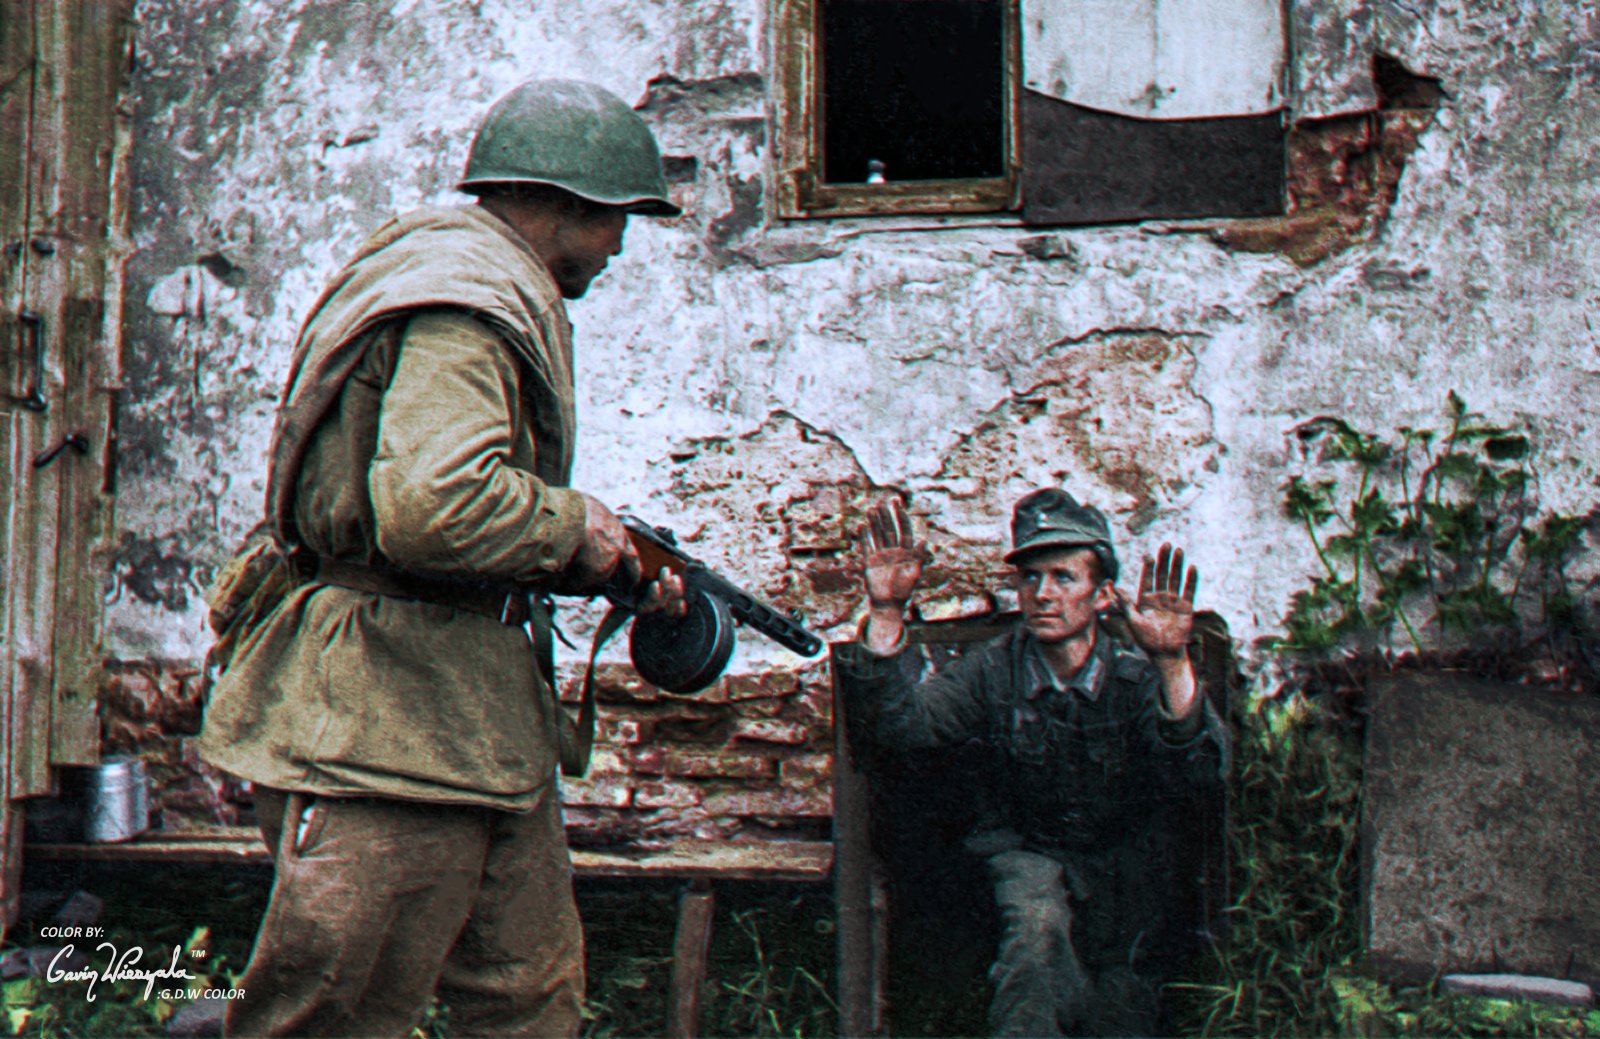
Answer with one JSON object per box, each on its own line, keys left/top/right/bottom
{"left": 548, "top": 206, "right": 628, "bottom": 298}
{"left": 1015, "top": 546, "right": 1115, "bottom": 644}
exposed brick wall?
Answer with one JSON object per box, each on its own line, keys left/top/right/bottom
{"left": 99, "top": 661, "right": 247, "bottom": 829}
{"left": 96, "top": 657, "right": 835, "bottom": 848}
{"left": 558, "top": 662, "right": 833, "bottom": 849}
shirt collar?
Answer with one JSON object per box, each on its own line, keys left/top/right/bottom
{"left": 1023, "top": 628, "right": 1112, "bottom": 703}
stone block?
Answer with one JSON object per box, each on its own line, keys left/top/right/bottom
{"left": 560, "top": 778, "right": 632, "bottom": 809}
{"left": 703, "top": 787, "right": 833, "bottom": 817}
{"left": 654, "top": 750, "right": 775, "bottom": 780}
{"left": 602, "top": 717, "right": 646, "bottom": 745}
{"left": 583, "top": 748, "right": 630, "bottom": 776}
{"left": 633, "top": 781, "right": 703, "bottom": 809}
{"left": 796, "top": 689, "right": 834, "bottom": 728}
{"left": 779, "top": 753, "right": 834, "bottom": 787}
{"left": 721, "top": 671, "right": 800, "bottom": 702}
{"left": 1363, "top": 673, "right": 1600, "bottom": 988}
{"left": 1441, "top": 974, "right": 1594, "bottom": 1007}
{"left": 732, "top": 719, "right": 810, "bottom": 746}
{"left": 630, "top": 747, "right": 668, "bottom": 776}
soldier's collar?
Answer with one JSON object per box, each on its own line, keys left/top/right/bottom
{"left": 1024, "top": 629, "right": 1111, "bottom": 703}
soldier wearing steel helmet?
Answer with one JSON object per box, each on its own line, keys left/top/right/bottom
{"left": 199, "top": 78, "right": 685, "bottom": 1037}
{"left": 834, "top": 490, "right": 1227, "bottom": 1037}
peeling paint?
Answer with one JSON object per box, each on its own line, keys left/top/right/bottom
{"left": 106, "top": 0, "right": 1600, "bottom": 693}
{"left": 1214, "top": 55, "right": 1442, "bottom": 266}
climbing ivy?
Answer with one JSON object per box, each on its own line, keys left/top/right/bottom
{"left": 1274, "top": 392, "right": 1592, "bottom": 660}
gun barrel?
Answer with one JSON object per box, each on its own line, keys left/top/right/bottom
{"left": 690, "top": 567, "right": 823, "bottom": 657}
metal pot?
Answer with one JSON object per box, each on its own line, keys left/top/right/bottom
{"left": 78, "top": 756, "right": 150, "bottom": 843}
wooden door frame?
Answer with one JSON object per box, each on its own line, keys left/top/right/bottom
{"left": 1, "top": 0, "right": 133, "bottom": 938}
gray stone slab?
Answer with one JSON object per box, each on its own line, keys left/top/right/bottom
{"left": 1363, "top": 673, "right": 1600, "bottom": 988}
{"left": 1441, "top": 973, "right": 1595, "bottom": 1007}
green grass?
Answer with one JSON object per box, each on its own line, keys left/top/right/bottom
{"left": 580, "top": 882, "right": 837, "bottom": 1039}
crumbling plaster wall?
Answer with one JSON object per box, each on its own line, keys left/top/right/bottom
{"left": 112, "top": 0, "right": 1600, "bottom": 680}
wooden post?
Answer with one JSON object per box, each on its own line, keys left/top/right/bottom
{"left": 666, "top": 878, "right": 715, "bottom": 1039}
{"left": 0, "top": 806, "right": 21, "bottom": 943}
{"left": 834, "top": 661, "right": 889, "bottom": 1037}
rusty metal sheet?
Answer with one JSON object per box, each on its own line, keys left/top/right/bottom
{"left": 1021, "top": 88, "right": 1284, "bottom": 224}
{"left": 1022, "top": 0, "right": 1286, "bottom": 120}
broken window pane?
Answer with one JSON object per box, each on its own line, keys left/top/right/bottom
{"left": 820, "top": 0, "right": 1007, "bottom": 185}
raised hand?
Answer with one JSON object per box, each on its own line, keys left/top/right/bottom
{"left": 1114, "top": 543, "right": 1198, "bottom": 661}
{"left": 860, "top": 497, "right": 925, "bottom": 609}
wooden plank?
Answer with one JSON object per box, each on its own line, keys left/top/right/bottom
{"left": 833, "top": 660, "right": 889, "bottom": 1037}
{"left": 7, "top": 420, "right": 58, "bottom": 798}
{"left": 37, "top": 0, "right": 132, "bottom": 765}
{"left": 2, "top": 0, "right": 62, "bottom": 799}
{"left": 665, "top": 879, "right": 715, "bottom": 1039}
{"left": 0, "top": 0, "right": 36, "bottom": 401}
{"left": 27, "top": 833, "right": 837, "bottom": 880}
{"left": 574, "top": 841, "right": 833, "bottom": 881}
{"left": 0, "top": 0, "right": 38, "bottom": 821}
{"left": 0, "top": 804, "right": 21, "bottom": 944}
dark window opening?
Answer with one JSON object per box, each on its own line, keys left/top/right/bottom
{"left": 820, "top": 0, "right": 1006, "bottom": 185}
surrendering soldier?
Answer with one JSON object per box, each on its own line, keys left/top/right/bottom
{"left": 833, "top": 490, "right": 1228, "bottom": 1037}
{"left": 199, "top": 79, "right": 685, "bottom": 1037}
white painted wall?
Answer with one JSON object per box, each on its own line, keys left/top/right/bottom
{"left": 110, "top": 0, "right": 1600, "bottom": 680}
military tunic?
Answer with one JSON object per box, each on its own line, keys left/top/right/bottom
{"left": 200, "top": 205, "right": 584, "bottom": 810}
{"left": 834, "top": 625, "right": 1227, "bottom": 1036}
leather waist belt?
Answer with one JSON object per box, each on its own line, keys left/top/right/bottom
{"left": 313, "top": 556, "right": 531, "bottom": 626}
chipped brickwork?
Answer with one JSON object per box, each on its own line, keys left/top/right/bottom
{"left": 98, "top": 663, "right": 247, "bottom": 829}
{"left": 558, "top": 662, "right": 833, "bottom": 848}
{"left": 1213, "top": 56, "right": 1443, "bottom": 266}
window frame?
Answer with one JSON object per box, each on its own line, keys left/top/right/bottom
{"left": 772, "top": 0, "right": 1022, "bottom": 219}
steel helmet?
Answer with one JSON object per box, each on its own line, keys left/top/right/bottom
{"left": 459, "top": 78, "right": 681, "bottom": 217}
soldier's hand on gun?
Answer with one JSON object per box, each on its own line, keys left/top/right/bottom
{"left": 562, "top": 493, "right": 638, "bottom": 595}
{"left": 564, "top": 494, "right": 685, "bottom": 615}
{"left": 637, "top": 566, "right": 687, "bottom": 617}
{"left": 1113, "top": 544, "right": 1198, "bottom": 661}
{"left": 859, "top": 497, "right": 926, "bottom": 610}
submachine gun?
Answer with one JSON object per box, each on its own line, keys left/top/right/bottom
{"left": 604, "top": 516, "right": 822, "bottom": 694}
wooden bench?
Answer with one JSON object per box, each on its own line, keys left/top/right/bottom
{"left": 28, "top": 832, "right": 834, "bottom": 1039}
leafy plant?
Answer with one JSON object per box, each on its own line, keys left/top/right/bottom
{"left": 1275, "top": 393, "right": 1592, "bottom": 659}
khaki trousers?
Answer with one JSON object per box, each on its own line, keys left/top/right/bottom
{"left": 225, "top": 785, "right": 583, "bottom": 1038}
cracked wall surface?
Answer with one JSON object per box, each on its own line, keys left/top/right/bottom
{"left": 113, "top": 0, "right": 1600, "bottom": 698}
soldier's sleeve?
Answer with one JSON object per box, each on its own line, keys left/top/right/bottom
{"left": 832, "top": 630, "right": 994, "bottom": 754}
{"left": 1125, "top": 654, "right": 1229, "bottom": 785}
{"left": 368, "top": 308, "right": 587, "bottom": 582}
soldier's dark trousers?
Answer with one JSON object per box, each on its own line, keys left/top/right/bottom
{"left": 986, "top": 849, "right": 1160, "bottom": 1038}
{"left": 225, "top": 785, "right": 583, "bottom": 1038}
